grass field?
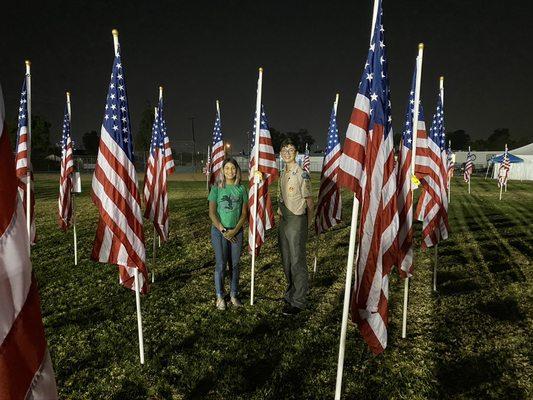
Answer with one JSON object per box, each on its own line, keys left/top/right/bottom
{"left": 31, "top": 174, "right": 532, "bottom": 399}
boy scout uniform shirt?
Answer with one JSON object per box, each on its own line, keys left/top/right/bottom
{"left": 280, "top": 164, "right": 312, "bottom": 215}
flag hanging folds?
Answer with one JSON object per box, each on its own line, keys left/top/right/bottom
{"left": 415, "top": 90, "right": 449, "bottom": 248}
{"left": 209, "top": 106, "right": 224, "bottom": 186}
{"left": 144, "top": 96, "right": 173, "bottom": 241}
{"left": 315, "top": 103, "right": 342, "bottom": 235}
{"left": 161, "top": 108, "right": 174, "bottom": 174}
{"left": 248, "top": 105, "right": 278, "bottom": 253}
{"left": 91, "top": 40, "right": 148, "bottom": 293}
{"left": 15, "top": 75, "right": 36, "bottom": 244}
{"left": 303, "top": 143, "right": 311, "bottom": 173}
{"left": 337, "top": 0, "right": 398, "bottom": 354}
{"left": 58, "top": 103, "right": 74, "bottom": 231}
{"left": 0, "top": 83, "right": 58, "bottom": 399}
{"left": 498, "top": 146, "right": 511, "bottom": 187}
{"left": 397, "top": 67, "right": 426, "bottom": 278}
{"left": 464, "top": 148, "right": 474, "bottom": 182}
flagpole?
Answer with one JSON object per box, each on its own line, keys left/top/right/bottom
{"left": 66, "top": 91, "right": 77, "bottom": 266}
{"left": 206, "top": 145, "right": 210, "bottom": 193}
{"left": 250, "top": 67, "right": 263, "bottom": 306}
{"left": 467, "top": 145, "right": 471, "bottom": 194}
{"left": 335, "top": 0, "right": 378, "bottom": 393}
{"left": 25, "top": 60, "right": 32, "bottom": 252}
{"left": 113, "top": 28, "right": 144, "bottom": 365}
{"left": 402, "top": 43, "right": 424, "bottom": 340}
{"left": 448, "top": 140, "right": 452, "bottom": 202}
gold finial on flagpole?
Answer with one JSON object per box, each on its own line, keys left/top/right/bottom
{"left": 259, "top": 67, "right": 263, "bottom": 73}
{"left": 25, "top": 60, "right": 31, "bottom": 66}
{"left": 418, "top": 43, "right": 424, "bottom": 49}
{"left": 112, "top": 29, "right": 119, "bottom": 36}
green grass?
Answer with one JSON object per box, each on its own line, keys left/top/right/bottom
{"left": 31, "top": 175, "right": 532, "bottom": 399}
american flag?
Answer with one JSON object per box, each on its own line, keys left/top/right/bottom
{"left": 415, "top": 89, "right": 449, "bottom": 248}
{"left": 209, "top": 105, "right": 224, "bottom": 186}
{"left": 58, "top": 102, "right": 74, "bottom": 231}
{"left": 397, "top": 67, "right": 426, "bottom": 278}
{"left": 15, "top": 75, "right": 36, "bottom": 244}
{"left": 248, "top": 105, "right": 278, "bottom": 253}
{"left": 464, "top": 148, "right": 474, "bottom": 182}
{"left": 91, "top": 40, "right": 148, "bottom": 293}
{"left": 447, "top": 143, "right": 454, "bottom": 182}
{"left": 498, "top": 145, "right": 510, "bottom": 187}
{"left": 0, "top": 84, "right": 58, "bottom": 399}
{"left": 204, "top": 146, "right": 211, "bottom": 175}
{"left": 337, "top": 1, "right": 398, "bottom": 354}
{"left": 144, "top": 95, "right": 173, "bottom": 241}
{"left": 315, "top": 101, "right": 342, "bottom": 235}
{"left": 160, "top": 102, "right": 174, "bottom": 174}
{"left": 303, "top": 142, "right": 310, "bottom": 173}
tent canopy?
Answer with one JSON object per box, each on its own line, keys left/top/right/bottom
{"left": 490, "top": 153, "right": 524, "bottom": 163}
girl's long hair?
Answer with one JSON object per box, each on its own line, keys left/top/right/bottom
{"left": 217, "top": 158, "right": 242, "bottom": 188}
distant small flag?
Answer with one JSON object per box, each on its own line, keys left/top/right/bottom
{"left": 15, "top": 74, "right": 36, "bottom": 244}
{"left": 204, "top": 146, "right": 211, "bottom": 176}
{"left": 498, "top": 145, "right": 510, "bottom": 187}
{"left": 315, "top": 102, "right": 342, "bottom": 235}
{"left": 464, "top": 148, "right": 474, "bottom": 182}
{"left": 248, "top": 105, "right": 278, "bottom": 253}
{"left": 91, "top": 38, "right": 148, "bottom": 293}
{"left": 58, "top": 102, "right": 74, "bottom": 231}
{"left": 209, "top": 105, "right": 224, "bottom": 186}
{"left": 303, "top": 142, "right": 310, "bottom": 173}
{"left": 447, "top": 145, "right": 454, "bottom": 182}
{"left": 0, "top": 83, "right": 58, "bottom": 399}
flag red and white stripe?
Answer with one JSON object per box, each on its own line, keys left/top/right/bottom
{"left": 209, "top": 104, "right": 224, "bottom": 186}
{"left": 0, "top": 84, "right": 58, "bottom": 399}
{"left": 248, "top": 106, "right": 278, "bottom": 252}
{"left": 337, "top": 2, "right": 398, "bottom": 354}
{"left": 58, "top": 101, "right": 74, "bottom": 231}
{"left": 498, "top": 146, "right": 510, "bottom": 187}
{"left": 303, "top": 143, "right": 310, "bottom": 173}
{"left": 91, "top": 41, "right": 148, "bottom": 293}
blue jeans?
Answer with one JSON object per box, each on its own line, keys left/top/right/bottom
{"left": 211, "top": 226, "right": 243, "bottom": 298}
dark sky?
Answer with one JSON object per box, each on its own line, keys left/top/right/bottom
{"left": 1, "top": 0, "right": 531, "bottom": 153}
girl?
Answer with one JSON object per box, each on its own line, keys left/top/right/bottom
{"left": 208, "top": 158, "right": 248, "bottom": 310}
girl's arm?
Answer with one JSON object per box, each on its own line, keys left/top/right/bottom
{"left": 209, "top": 201, "right": 225, "bottom": 232}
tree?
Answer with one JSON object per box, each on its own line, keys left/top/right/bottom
{"left": 31, "top": 115, "right": 52, "bottom": 157}
{"left": 135, "top": 104, "right": 155, "bottom": 154}
{"left": 485, "top": 128, "right": 511, "bottom": 150}
{"left": 447, "top": 129, "right": 471, "bottom": 150}
{"left": 82, "top": 130, "right": 100, "bottom": 155}
{"left": 285, "top": 129, "right": 315, "bottom": 153}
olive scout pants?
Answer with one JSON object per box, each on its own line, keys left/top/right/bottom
{"left": 279, "top": 203, "right": 308, "bottom": 309}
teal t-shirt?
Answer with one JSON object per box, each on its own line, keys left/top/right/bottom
{"left": 208, "top": 184, "right": 248, "bottom": 228}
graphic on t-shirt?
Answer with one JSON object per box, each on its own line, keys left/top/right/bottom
{"left": 221, "top": 194, "right": 240, "bottom": 210}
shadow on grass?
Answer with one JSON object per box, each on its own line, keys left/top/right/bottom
{"left": 438, "top": 278, "right": 483, "bottom": 296}
{"left": 478, "top": 298, "right": 525, "bottom": 322}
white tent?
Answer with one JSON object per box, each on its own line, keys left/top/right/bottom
{"left": 492, "top": 143, "right": 533, "bottom": 181}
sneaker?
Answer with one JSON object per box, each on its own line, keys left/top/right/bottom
{"left": 282, "top": 304, "right": 302, "bottom": 316}
{"left": 216, "top": 297, "right": 226, "bottom": 311}
{"left": 230, "top": 297, "right": 243, "bottom": 307}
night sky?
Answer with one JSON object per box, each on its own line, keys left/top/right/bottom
{"left": 1, "top": 0, "right": 531, "bottom": 153}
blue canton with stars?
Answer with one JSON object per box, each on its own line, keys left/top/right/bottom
{"left": 61, "top": 104, "right": 71, "bottom": 152}
{"left": 250, "top": 104, "right": 269, "bottom": 152}
{"left": 357, "top": 0, "right": 392, "bottom": 136}
{"left": 325, "top": 104, "right": 340, "bottom": 155}
{"left": 17, "top": 78, "right": 28, "bottom": 133}
{"left": 150, "top": 97, "right": 166, "bottom": 155}
{"left": 429, "top": 90, "right": 445, "bottom": 151}
{"left": 402, "top": 67, "right": 425, "bottom": 150}
{"left": 102, "top": 48, "right": 134, "bottom": 161}
{"left": 212, "top": 108, "right": 222, "bottom": 147}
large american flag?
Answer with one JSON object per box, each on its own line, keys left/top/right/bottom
{"left": 0, "top": 84, "right": 58, "bottom": 399}
{"left": 397, "top": 68, "right": 426, "bottom": 278}
{"left": 91, "top": 42, "right": 148, "bottom": 293}
{"left": 337, "top": 1, "right": 398, "bottom": 354}
{"left": 248, "top": 105, "right": 278, "bottom": 253}
{"left": 15, "top": 75, "right": 36, "bottom": 244}
{"left": 415, "top": 90, "right": 449, "bottom": 248}
{"left": 58, "top": 102, "right": 74, "bottom": 231}
{"left": 464, "top": 148, "right": 474, "bottom": 182}
{"left": 303, "top": 142, "right": 310, "bottom": 173}
{"left": 498, "top": 145, "right": 510, "bottom": 187}
{"left": 315, "top": 102, "right": 342, "bottom": 235}
{"left": 209, "top": 105, "right": 224, "bottom": 186}
{"left": 144, "top": 96, "right": 174, "bottom": 241}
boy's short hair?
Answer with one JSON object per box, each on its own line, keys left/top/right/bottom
{"left": 280, "top": 138, "right": 297, "bottom": 150}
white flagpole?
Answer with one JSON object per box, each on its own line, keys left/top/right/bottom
{"left": 25, "top": 60, "right": 32, "bottom": 253}
{"left": 112, "top": 28, "right": 144, "bottom": 365}
{"left": 467, "top": 145, "right": 471, "bottom": 194}
{"left": 313, "top": 93, "right": 340, "bottom": 274}
{"left": 504, "top": 144, "right": 508, "bottom": 193}
{"left": 250, "top": 67, "right": 263, "bottom": 306}
{"left": 66, "top": 91, "right": 77, "bottom": 266}
{"left": 402, "top": 43, "right": 424, "bottom": 340}
{"left": 335, "top": 0, "right": 378, "bottom": 395}
{"left": 206, "top": 145, "right": 211, "bottom": 193}
{"left": 448, "top": 140, "right": 452, "bottom": 202}
{"left": 433, "top": 244, "right": 438, "bottom": 291}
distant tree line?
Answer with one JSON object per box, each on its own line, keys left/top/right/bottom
{"left": 446, "top": 128, "right": 529, "bottom": 151}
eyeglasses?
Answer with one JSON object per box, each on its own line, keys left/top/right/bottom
{"left": 281, "top": 148, "right": 296, "bottom": 155}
